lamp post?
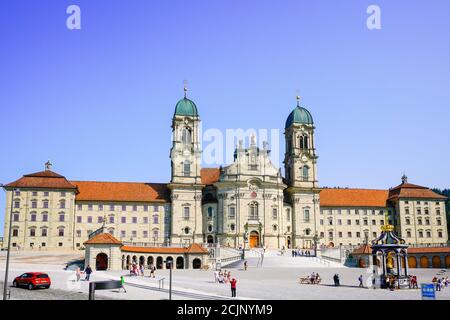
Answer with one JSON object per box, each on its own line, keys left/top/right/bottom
{"left": 164, "top": 259, "right": 173, "bottom": 300}
{"left": 2, "top": 185, "right": 18, "bottom": 300}
{"left": 313, "top": 232, "right": 319, "bottom": 257}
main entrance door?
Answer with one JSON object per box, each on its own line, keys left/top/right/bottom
{"left": 249, "top": 231, "right": 259, "bottom": 248}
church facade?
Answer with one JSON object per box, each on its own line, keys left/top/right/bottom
{"left": 2, "top": 94, "right": 448, "bottom": 251}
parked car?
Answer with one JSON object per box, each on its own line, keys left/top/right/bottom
{"left": 13, "top": 272, "right": 51, "bottom": 290}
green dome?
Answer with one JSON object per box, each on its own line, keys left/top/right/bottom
{"left": 285, "top": 106, "right": 313, "bottom": 128}
{"left": 174, "top": 98, "right": 199, "bottom": 117}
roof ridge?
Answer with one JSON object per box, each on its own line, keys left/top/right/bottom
{"left": 70, "top": 180, "right": 168, "bottom": 185}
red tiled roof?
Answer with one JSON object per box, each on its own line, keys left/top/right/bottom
{"left": 121, "top": 244, "right": 208, "bottom": 254}
{"left": 84, "top": 233, "right": 123, "bottom": 245}
{"left": 320, "top": 188, "right": 389, "bottom": 207}
{"left": 5, "top": 170, "right": 77, "bottom": 190}
{"left": 352, "top": 245, "right": 450, "bottom": 255}
{"left": 71, "top": 181, "right": 170, "bottom": 203}
{"left": 388, "top": 182, "right": 446, "bottom": 201}
{"left": 408, "top": 247, "right": 450, "bottom": 254}
{"left": 201, "top": 168, "right": 220, "bottom": 185}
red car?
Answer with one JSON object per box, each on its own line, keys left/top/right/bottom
{"left": 13, "top": 272, "right": 51, "bottom": 290}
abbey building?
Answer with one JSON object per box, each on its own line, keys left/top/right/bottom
{"left": 2, "top": 94, "right": 448, "bottom": 251}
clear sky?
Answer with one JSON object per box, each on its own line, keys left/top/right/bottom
{"left": 1, "top": 0, "right": 449, "bottom": 236}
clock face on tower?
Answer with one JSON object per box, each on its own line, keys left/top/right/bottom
{"left": 301, "top": 155, "right": 308, "bottom": 163}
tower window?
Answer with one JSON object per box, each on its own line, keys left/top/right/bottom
{"left": 299, "top": 134, "right": 309, "bottom": 149}
{"left": 184, "top": 161, "right": 191, "bottom": 176}
{"left": 183, "top": 207, "right": 190, "bottom": 220}
{"left": 302, "top": 166, "right": 309, "bottom": 181}
{"left": 181, "top": 128, "right": 192, "bottom": 145}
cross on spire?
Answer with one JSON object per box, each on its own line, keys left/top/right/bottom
{"left": 45, "top": 160, "right": 52, "bottom": 171}
{"left": 183, "top": 80, "right": 188, "bottom": 98}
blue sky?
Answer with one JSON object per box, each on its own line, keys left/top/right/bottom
{"left": 1, "top": 0, "right": 449, "bottom": 236}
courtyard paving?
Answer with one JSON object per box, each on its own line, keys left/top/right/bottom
{"left": 0, "top": 251, "right": 449, "bottom": 300}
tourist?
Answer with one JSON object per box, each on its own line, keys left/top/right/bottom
{"left": 140, "top": 264, "right": 145, "bottom": 276}
{"left": 214, "top": 270, "right": 219, "bottom": 282}
{"left": 358, "top": 275, "right": 364, "bottom": 288}
{"left": 310, "top": 272, "right": 316, "bottom": 284}
{"left": 120, "top": 276, "right": 127, "bottom": 293}
{"left": 218, "top": 273, "right": 224, "bottom": 284}
{"left": 315, "top": 273, "right": 321, "bottom": 284}
{"left": 75, "top": 267, "right": 81, "bottom": 282}
{"left": 436, "top": 278, "right": 442, "bottom": 291}
{"left": 244, "top": 260, "right": 248, "bottom": 271}
{"left": 445, "top": 276, "right": 449, "bottom": 287}
{"left": 230, "top": 278, "right": 237, "bottom": 297}
{"left": 84, "top": 265, "right": 93, "bottom": 281}
{"left": 150, "top": 264, "right": 156, "bottom": 278}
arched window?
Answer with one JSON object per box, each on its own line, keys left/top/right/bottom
{"left": 305, "top": 228, "right": 311, "bottom": 236}
{"left": 207, "top": 207, "right": 213, "bottom": 218}
{"left": 303, "top": 208, "right": 310, "bottom": 222}
{"left": 249, "top": 202, "right": 258, "bottom": 220}
{"left": 299, "top": 134, "right": 309, "bottom": 149}
{"left": 59, "top": 200, "right": 66, "bottom": 209}
{"left": 207, "top": 225, "right": 213, "bottom": 232}
{"left": 302, "top": 166, "right": 309, "bottom": 181}
{"left": 183, "top": 160, "right": 190, "bottom": 176}
{"left": 230, "top": 224, "right": 235, "bottom": 231}
{"left": 181, "top": 128, "right": 192, "bottom": 145}
{"left": 184, "top": 227, "right": 189, "bottom": 235}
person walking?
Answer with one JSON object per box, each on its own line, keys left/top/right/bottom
{"left": 333, "top": 274, "right": 338, "bottom": 286}
{"left": 120, "top": 276, "right": 127, "bottom": 293}
{"left": 358, "top": 275, "right": 364, "bottom": 288}
{"left": 75, "top": 266, "right": 81, "bottom": 282}
{"left": 244, "top": 260, "right": 248, "bottom": 271}
{"left": 84, "top": 265, "right": 93, "bottom": 281}
{"left": 150, "top": 264, "right": 156, "bottom": 278}
{"left": 437, "top": 278, "right": 442, "bottom": 291}
{"left": 230, "top": 278, "right": 237, "bottom": 297}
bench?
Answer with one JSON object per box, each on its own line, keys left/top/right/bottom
{"left": 299, "top": 277, "right": 321, "bottom": 285}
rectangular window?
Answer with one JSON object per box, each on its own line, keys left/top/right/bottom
{"left": 426, "top": 231, "right": 431, "bottom": 238}
{"left": 347, "top": 232, "right": 352, "bottom": 238}
{"left": 356, "top": 232, "right": 361, "bottom": 238}
{"left": 132, "top": 230, "right": 137, "bottom": 238}
{"left": 98, "top": 216, "right": 103, "bottom": 223}
{"left": 338, "top": 232, "right": 342, "bottom": 238}
{"left": 437, "top": 209, "right": 441, "bottom": 215}
{"left": 32, "top": 191, "right": 38, "bottom": 197}
{"left": 303, "top": 209, "right": 310, "bottom": 222}
{"left": 143, "top": 230, "right": 148, "bottom": 238}
{"left": 154, "top": 205, "right": 159, "bottom": 212}
{"left": 229, "top": 207, "right": 236, "bottom": 219}
{"left": 425, "top": 208, "right": 429, "bottom": 215}
{"left": 30, "top": 229, "right": 36, "bottom": 237}
{"left": 31, "top": 214, "right": 36, "bottom": 222}
{"left": 320, "top": 219, "right": 324, "bottom": 225}
{"left": 12, "top": 229, "right": 19, "bottom": 237}
{"left": 31, "top": 201, "right": 37, "bottom": 209}
{"left": 380, "top": 220, "right": 384, "bottom": 225}
{"left": 121, "top": 217, "right": 126, "bottom": 223}
{"left": 405, "top": 208, "right": 409, "bottom": 215}
{"left": 59, "top": 214, "right": 65, "bottom": 222}
{"left": 88, "top": 204, "right": 93, "bottom": 211}
{"left": 87, "top": 216, "right": 93, "bottom": 223}
{"left": 338, "top": 219, "right": 342, "bottom": 225}
{"left": 77, "top": 204, "right": 82, "bottom": 211}
{"left": 272, "top": 208, "right": 278, "bottom": 220}
{"left": 14, "top": 201, "right": 20, "bottom": 209}
{"left": 133, "top": 205, "right": 138, "bottom": 212}
{"left": 347, "top": 220, "right": 351, "bottom": 225}
{"left": 76, "top": 230, "right": 81, "bottom": 237}
{"left": 417, "top": 208, "right": 421, "bottom": 215}
{"left": 372, "top": 220, "right": 376, "bottom": 225}
{"left": 407, "top": 231, "right": 411, "bottom": 238}
{"left": 13, "top": 214, "right": 19, "bottom": 222}
{"left": 184, "top": 207, "right": 190, "bottom": 220}
{"left": 60, "top": 192, "right": 66, "bottom": 197}
{"left": 122, "top": 205, "right": 127, "bottom": 211}
{"left": 372, "top": 232, "right": 377, "bottom": 238}
{"left": 77, "top": 216, "right": 82, "bottom": 223}
{"left": 356, "top": 220, "right": 360, "bottom": 225}
{"left": 153, "top": 215, "right": 158, "bottom": 224}
{"left": 41, "top": 229, "right": 47, "bottom": 237}
{"left": 96, "top": 204, "right": 102, "bottom": 211}
{"left": 14, "top": 190, "right": 20, "bottom": 196}
{"left": 43, "top": 201, "right": 49, "bottom": 209}
{"left": 143, "top": 217, "right": 149, "bottom": 224}
{"left": 58, "top": 229, "right": 64, "bottom": 237}
{"left": 418, "top": 231, "right": 423, "bottom": 238}
{"left": 109, "top": 216, "right": 114, "bottom": 223}
{"left": 121, "top": 230, "right": 126, "bottom": 238}
{"left": 132, "top": 217, "right": 138, "bottom": 224}
{"left": 109, "top": 204, "right": 115, "bottom": 211}
{"left": 184, "top": 162, "right": 190, "bottom": 176}
{"left": 143, "top": 205, "right": 148, "bottom": 212}
{"left": 438, "top": 231, "right": 443, "bottom": 238}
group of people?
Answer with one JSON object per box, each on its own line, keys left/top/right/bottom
{"left": 409, "top": 275, "right": 418, "bottom": 289}
{"left": 432, "top": 276, "right": 449, "bottom": 291}
{"left": 309, "top": 272, "right": 321, "bottom": 284}
{"left": 214, "top": 269, "right": 237, "bottom": 297}
{"left": 129, "top": 263, "right": 157, "bottom": 277}
{"left": 291, "top": 249, "right": 313, "bottom": 257}
{"left": 74, "top": 265, "right": 93, "bottom": 281}
{"left": 333, "top": 274, "right": 340, "bottom": 286}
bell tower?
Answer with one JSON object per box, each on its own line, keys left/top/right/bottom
{"left": 284, "top": 96, "right": 318, "bottom": 189}
{"left": 168, "top": 86, "right": 204, "bottom": 246}
{"left": 284, "top": 96, "right": 320, "bottom": 249}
